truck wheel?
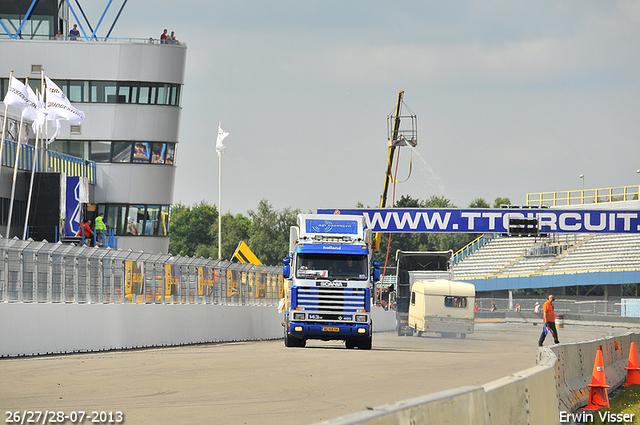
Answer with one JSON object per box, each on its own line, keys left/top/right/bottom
{"left": 416, "top": 331, "right": 423, "bottom": 337}
{"left": 358, "top": 337, "right": 372, "bottom": 350}
{"left": 460, "top": 333, "right": 466, "bottom": 339}
{"left": 345, "top": 340, "right": 356, "bottom": 349}
{"left": 284, "top": 333, "right": 294, "bottom": 347}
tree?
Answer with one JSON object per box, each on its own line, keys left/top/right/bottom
{"left": 493, "top": 197, "right": 511, "bottom": 208}
{"left": 468, "top": 198, "right": 490, "bottom": 208}
{"left": 248, "top": 199, "right": 300, "bottom": 266}
{"left": 168, "top": 201, "right": 218, "bottom": 257}
{"left": 219, "top": 212, "right": 251, "bottom": 261}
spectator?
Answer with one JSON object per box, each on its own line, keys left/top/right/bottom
{"left": 69, "top": 24, "right": 80, "bottom": 40}
{"left": 169, "top": 31, "right": 179, "bottom": 44}
{"left": 160, "top": 29, "right": 168, "bottom": 44}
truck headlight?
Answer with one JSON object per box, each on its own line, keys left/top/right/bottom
{"left": 355, "top": 315, "right": 368, "bottom": 322}
{"left": 293, "top": 312, "right": 305, "bottom": 320}
{"left": 357, "top": 328, "right": 367, "bottom": 334}
{"left": 294, "top": 326, "right": 303, "bottom": 332}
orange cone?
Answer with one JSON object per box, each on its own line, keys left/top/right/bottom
{"left": 584, "top": 349, "right": 610, "bottom": 410}
{"left": 625, "top": 342, "right": 640, "bottom": 386}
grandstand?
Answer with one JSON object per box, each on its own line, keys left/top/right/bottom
{"left": 452, "top": 186, "right": 640, "bottom": 295}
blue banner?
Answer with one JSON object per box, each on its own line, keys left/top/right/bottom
{"left": 305, "top": 218, "right": 358, "bottom": 235}
{"left": 65, "top": 176, "right": 82, "bottom": 237}
{"left": 317, "top": 208, "right": 640, "bottom": 234}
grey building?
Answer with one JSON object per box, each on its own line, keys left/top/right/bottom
{"left": 0, "top": 0, "right": 187, "bottom": 253}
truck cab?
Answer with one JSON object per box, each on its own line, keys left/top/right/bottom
{"left": 282, "top": 214, "right": 380, "bottom": 349}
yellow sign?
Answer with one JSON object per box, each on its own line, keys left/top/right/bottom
{"left": 322, "top": 327, "right": 340, "bottom": 332}
{"left": 233, "top": 241, "right": 262, "bottom": 265}
{"left": 125, "top": 261, "right": 144, "bottom": 301}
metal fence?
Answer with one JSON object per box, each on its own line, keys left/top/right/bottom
{"left": 0, "top": 236, "right": 284, "bottom": 305}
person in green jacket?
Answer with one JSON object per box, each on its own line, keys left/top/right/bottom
{"left": 95, "top": 212, "right": 107, "bottom": 247}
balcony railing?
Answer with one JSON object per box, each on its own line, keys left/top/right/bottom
{"left": 1, "top": 139, "right": 96, "bottom": 184}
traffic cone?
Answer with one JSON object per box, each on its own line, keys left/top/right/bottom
{"left": 584, "top": 349, "right": 610, "bottom": 410}
{"left": 624, "top": 342, "right": 640, "bottom": 386}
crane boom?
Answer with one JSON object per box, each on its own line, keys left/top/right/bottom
{"left": 373, "top": 90, "right": 404, "bottom": 251}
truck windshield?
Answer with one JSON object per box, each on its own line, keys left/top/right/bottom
{"left": 296, "top": 253, "right": 368, "bottom": 280}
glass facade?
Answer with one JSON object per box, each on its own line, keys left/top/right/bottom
{"left": 50, "top": 140, "right": 176, "bottom": 165}
{"left": 99, "top": 204, "right": 169, "bottom": 237}
{"left": 0, "top": 79, "right": 182, "bottom": 106}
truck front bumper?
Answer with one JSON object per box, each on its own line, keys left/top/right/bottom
{"left": 289, "top": 322, "right": 371, "bottom": 341}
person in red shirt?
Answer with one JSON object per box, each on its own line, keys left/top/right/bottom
{"left": 76, "top": 219, "right": 94, "bottom": 245}
{"left": 538, "top": 294, "right": 559, "bottom": 346}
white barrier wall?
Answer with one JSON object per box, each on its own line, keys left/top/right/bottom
{"left": 0, "top": 304, "right": 397, "bottom": 357}
{"left": 312, "top": 332, "right": 640, "bottom": 425}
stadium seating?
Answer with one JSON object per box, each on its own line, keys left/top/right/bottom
{"left": 453, "top": 233, "right": 640, "bottom": 280}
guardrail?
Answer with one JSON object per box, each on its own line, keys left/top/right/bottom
{"left": 0, "top": 236, "right": 283, "bottom": 305}
{"left": 1, "top": 139, "right": 96, "bottom": 184}
{"left": 312, "top": 328, "right": 640, "bottom": 425}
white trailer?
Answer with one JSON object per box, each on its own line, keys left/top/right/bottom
{"left": 408, "top": 279, "right": 475, "bottom": 338}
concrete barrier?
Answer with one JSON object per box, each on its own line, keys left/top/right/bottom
{"left": 312, "top": 386, "right": 489, "bottom": 425}
{"left": 310, "top": 329, "right": 640, "bottom": 425}
{"left": 0, "top": 303, "right": 398, "bottom": 357}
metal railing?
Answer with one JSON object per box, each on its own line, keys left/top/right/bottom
{"left": 2, "top": 139, "right": 96, "bottom": 184}
{"left": 526, "top": 185, "right": 640, "bottom": 206}
{"left": 0, "top": 236, "right": 284, "bottom": 305}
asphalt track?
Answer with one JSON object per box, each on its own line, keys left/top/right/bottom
{"left": 1, "top": 321, "right": 634, "bottom": 425}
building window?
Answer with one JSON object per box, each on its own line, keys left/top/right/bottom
{"left": 1, "top": 78, "right": 182, "bottom": 106}
{"left": 99, "top": 204, "right": 170, "bottom": 237}
{"left": 112, "top": 142, "right": 132, "bottom": 163}
{"left": 151, "top": 143, "right": 166, "bottom": 164}
{"left": 47, "top": 140, "right": 176, "bottom": 165}
{"left": 89, "top": 141, "right": 111, "bottom": 162}
{"left": 68, "top": 81, "right": 90, "bottom": 103}
{"left": 133, "top": 142, "right": 150, "bottom": 163}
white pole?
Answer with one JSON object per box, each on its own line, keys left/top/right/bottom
{"left": 218, "top": 150, "right": 222, "bottom": 260}
{"left": 6, "top": 108, "right": 25, "bottom": 238}
{"left": 23, "top": 122, "right": 40, "bottom": 240}
{"left": 0, "top": 71, "right": 14, "bottom": 173}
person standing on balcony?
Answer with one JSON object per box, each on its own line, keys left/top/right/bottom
{"left": 69, "top": 24, "right": 80, "bottom": 40}
{"left": 538, "top": 294, "right": 560, "bottom": 346}
{"left": 95, "top": 212, "right": 107, "bottom": 247}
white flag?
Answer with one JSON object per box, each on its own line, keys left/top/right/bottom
{"left": 45, "top": 76, "right": 85, "bottom": 125}
{"left": 216, "top": 124, "right": 229, "bottom": 153}
{"left": 3, "top": 75, "right": 39, "bottom": 121}
{"left": 26, "top": 84, "right": 47, "bottom": 133}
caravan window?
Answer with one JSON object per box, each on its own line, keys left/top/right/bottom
{"left": 444, "top": 296, "right": 467, "bottom": 308}
{"left": 410, "top": 292, "right": 416, "bottom": 306}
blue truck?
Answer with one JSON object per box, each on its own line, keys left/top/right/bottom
{"left": 282, "top": 214, "right": 380, "bottom": 349}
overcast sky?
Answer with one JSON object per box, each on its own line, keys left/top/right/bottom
{"left": 83, "top": 1, "right": 640, "bottom": 215}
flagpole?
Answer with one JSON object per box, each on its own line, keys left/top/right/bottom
{"left": 218, "top": 149, "right": 222, "bottom": 260}
{"left": 0, "top": 71, "right": 14, "bottom": 171}
{"left": 6, "top": 77, "right": 27, "bottom": 238}
{"left": 23, "top": 114, "right": 40, "bottom": 240}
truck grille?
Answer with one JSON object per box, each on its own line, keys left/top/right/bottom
{"left": 296, "top": 287, "right": 366, "bottom": 313}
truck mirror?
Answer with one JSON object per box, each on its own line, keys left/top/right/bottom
{"left": 372, "top": 260, "right": 381, "bottom": 282}
{"left": 282, "top": 257, "right": 291, "bottom": 278}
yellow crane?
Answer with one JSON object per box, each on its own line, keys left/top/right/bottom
{"left": 373, "top": 91, "right": 417, "bottom": 251}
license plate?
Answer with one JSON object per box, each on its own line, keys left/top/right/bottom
{"left": 322, "top": 327, "right": 340, "bottom": 332}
